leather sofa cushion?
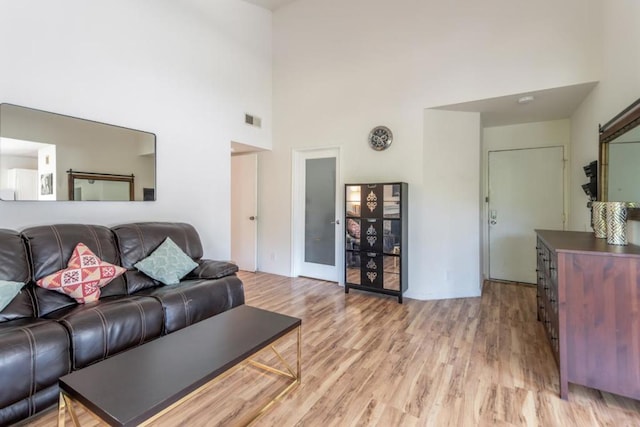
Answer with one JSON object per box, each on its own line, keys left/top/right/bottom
{"left": 137, "top": 275, "right": 245, "bottom": 334}
{"left": 0, "top": 229, "right": 30, "bottom": 282}
{"left": 0, "top": 318, "right": 70, "bottom": 410}
{"left": 46, "top": 295, "right": 163, "bottom": 370}
{"left": 0, "top": 229, "right": 34, "bottom": 322}
{"left": 0, "top": 384, "right": 59, "bottom": 427}
{"left": 113, "top": 222, "right": 204, "bottom": 267}
{"left": 187, "top": 259, "right": 239, "bottom": 280}
{"left": 121, "top": 270, "right": 161, "bottom": 296}
{"left": 113, "top": 222, "right": 204, "bottom": 294}
{"left": 23, "top": 224, "right": 128, "bottom": 316}
{"left": 0, "top": 286, "right": 35, "bottom": 323}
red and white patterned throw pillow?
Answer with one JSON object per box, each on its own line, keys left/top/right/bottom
{"left": 36, "top": 243, "right": 126, "bottom": 303}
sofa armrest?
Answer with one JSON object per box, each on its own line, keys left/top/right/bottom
{"left": 188, "top": 259, "right": 239, "bottom": 280}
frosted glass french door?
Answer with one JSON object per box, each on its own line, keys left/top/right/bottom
{"left": 293, "top": 148, "right": 341, "bottom": 282}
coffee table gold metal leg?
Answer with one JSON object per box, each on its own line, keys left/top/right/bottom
{"left": 247, "top": 341, "right": 296, "bottom": 379}
{"left": 246, "top": 325, "right": 301, "bottom": 383}
{"left": 58, "top": 392, "right": 81, "bottom": 427}
{"left": 57, "top": 393, "right": 66, "bottom": 427}
{"left": 245, "top": 325, "right": 302, "bottom": 426}
{"left": 63, "top": 394, "right": 80, "bottom": 427}
{"left": 271, "top": 344, "right": 296, "bottom": 378}
{"left": 297, "top": 325, "right": 301, "bottom": 384}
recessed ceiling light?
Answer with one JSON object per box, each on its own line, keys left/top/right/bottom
{"left": 517, "top": 95, "right": 535, "bottom": 104}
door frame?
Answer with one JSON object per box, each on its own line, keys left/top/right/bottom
{"left": 291, "top": 147, "right": 343, "bottom": 283}
{"left": 484, "top": 145, "right": 566, "bottom": 282}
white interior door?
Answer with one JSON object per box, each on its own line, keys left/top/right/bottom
{"left": 293, "top": 148, "right": 341, "bottom": 282}
{"left": 488, "top": 146, "right": 564, "bottom": 283}
{"left": 231, "top": 153, "right": 257, "bottom": 272}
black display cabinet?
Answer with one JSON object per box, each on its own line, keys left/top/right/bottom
{"left": 344, "top": 182, "right": 408, "bottom": 303}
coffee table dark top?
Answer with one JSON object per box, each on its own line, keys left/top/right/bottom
{"left": 59, "top": 305, "right": 301, "bottom": 427}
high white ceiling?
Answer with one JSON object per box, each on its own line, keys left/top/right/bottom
{"left": 240, "top": 1, "right": 597, "bottom": 130}
{"left": 435, "top": 82, "right": 598, "bottom": 128}
{"left": 242, "top": 0, "right": 297, "bottom": 11}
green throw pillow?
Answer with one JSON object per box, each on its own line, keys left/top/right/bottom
{"left": 134, "top": 237, "right": 198, "bottom": 285}
{"left": 0, "top": 280, "right": 25, "bottom": 312}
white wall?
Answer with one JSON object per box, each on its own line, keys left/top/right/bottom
{"left": 0, "top": 0, "right": 272, "bottom": 259}
{"left": 570, "top": 0, "right": 640, "bottom": 244}
{"left": 262, "top": 0, "right": 601, "bottom": 299}
{"left": 482, "top": 120, "right": 571, "bottom": 277}
{"left": 422, "top": 110, "right": 481, "bottom": 299}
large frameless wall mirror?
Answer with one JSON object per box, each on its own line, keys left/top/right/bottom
{"left": 599, "top": 97, "right": 640, "bottom": 219}
{"left": 0, "top": 103, "right": 156, "bottom": 201}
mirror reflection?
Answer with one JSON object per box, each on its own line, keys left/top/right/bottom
{"left": 0, "top": 104, "right": 156, "bottom": 201}
{"left": 68, "top": 171, "right": 134, "bottom": 201}
{"left": 607, "top": 125, "right": 640, "bottom": 201}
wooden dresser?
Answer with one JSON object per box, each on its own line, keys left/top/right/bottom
{"left": 536, "top": 230, "right": 640, "bottom": 400}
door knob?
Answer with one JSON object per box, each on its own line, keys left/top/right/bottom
{"left": 331, "top": 219, "right": 340, "bottom": 225}
{"left": 249, "top": 216, "right": 256, "bottom": 221}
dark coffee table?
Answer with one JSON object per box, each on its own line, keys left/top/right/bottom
{"left": 57, "top": 305, "right": 301, "bottom": 426}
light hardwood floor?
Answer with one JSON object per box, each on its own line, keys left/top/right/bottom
{"left": 25, "top": 272, "right": 640, "bottom": 426}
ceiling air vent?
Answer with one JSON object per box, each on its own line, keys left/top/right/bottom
{"left": 245, "top": 113, "right": 262, "bottom": 128}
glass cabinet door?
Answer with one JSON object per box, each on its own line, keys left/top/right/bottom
{"left": 345, "top": 218, "right": 361, "bottom": 250}
{"left": 383, "top": 255, "right": 400, "bottom": 291}
{"left": 383, "top": 220, "right": 401, "bottom": 254}
{"left": 383, "top": 184, "right": 401, "bottom": 218}
{"left": 345, "top": 252, "right": 361, "bottom": 285}
{"left": 346, "top": 185, "right": 361, "bottom": 217}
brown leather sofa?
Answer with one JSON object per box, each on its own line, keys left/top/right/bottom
{"left": 0, "top": 222, "right": 244, "bottom": 426}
